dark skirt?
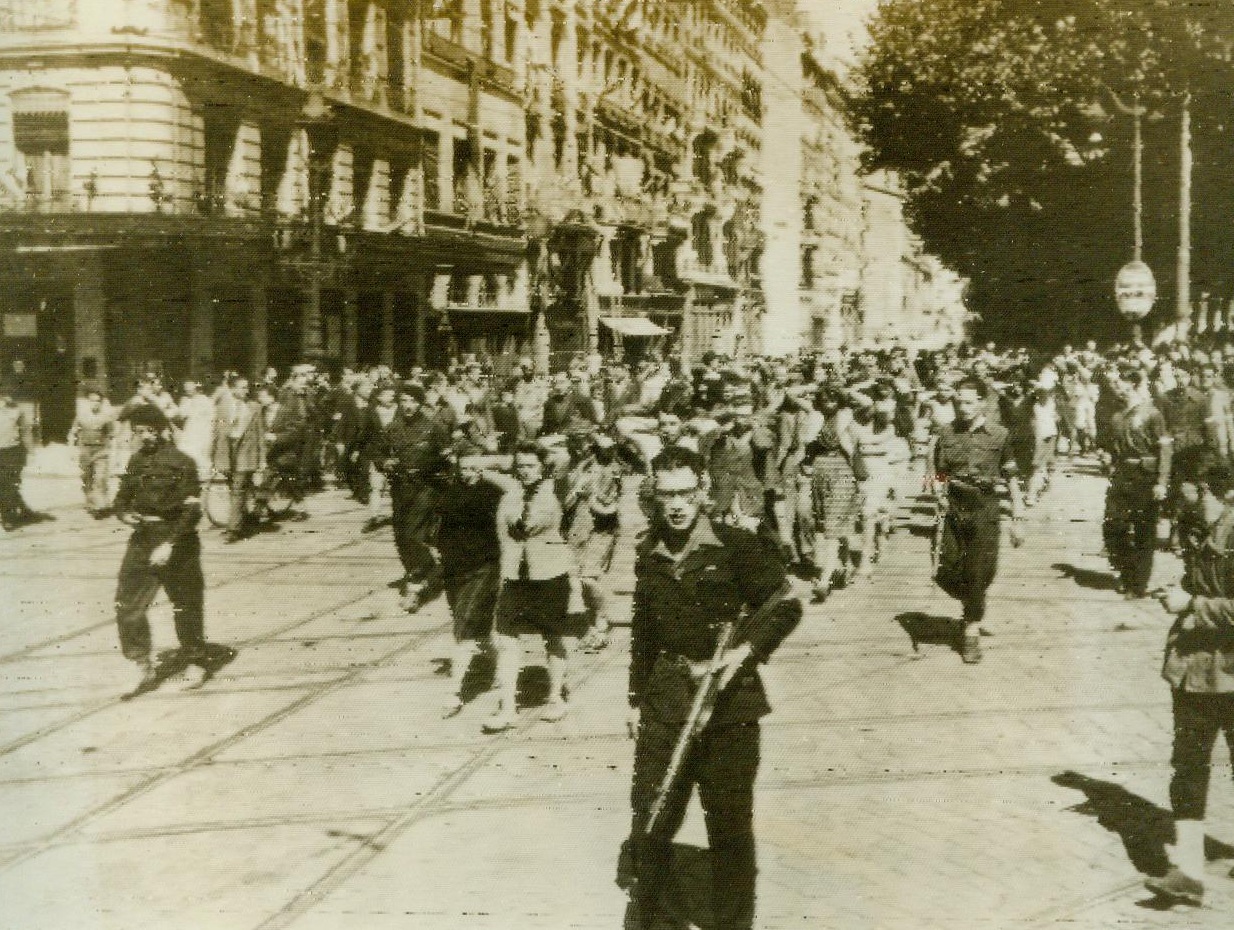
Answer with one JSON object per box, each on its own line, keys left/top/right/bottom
{"left": 495, "top": 575, "right": 588, "bottom": 638}
{"left": 445, "top": 562, "right": 499, "bottom": 641}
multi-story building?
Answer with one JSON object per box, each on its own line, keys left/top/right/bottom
{"left": 860, "top": 172, "right": 968, "bottom": 350}
{"left": 761, "top": 10, "right": 863, "bottom": 354}
{"left": 522, "top": 0, "right": 767, "bottom": 369}
{"left": 0, "top": 0, "right": 527, "bottom": 438}
{"left": 760, "top": 5, "right": 966, "bottom": 355}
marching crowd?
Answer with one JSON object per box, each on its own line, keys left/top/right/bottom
{"left": 9, "top": 331, "right": 1234, "bottom": 918}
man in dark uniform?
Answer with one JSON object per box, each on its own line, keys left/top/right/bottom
{"left": 622, "top": 447, "right": 802, "bottom": 930}
{"left": 1158, "top": 365, "right": 1208, "bottom": 521}
{"left": 113, "top": 405, "right": 234, "bottom": 692}
{"left": 1100, "top": 368, "right": 1172, "bottom": 600}
{"left": 376, "top": 382, "right": 448, "bottom": 603}
{"left": 933, "top": 377, "right": 1025, "bottom": 664}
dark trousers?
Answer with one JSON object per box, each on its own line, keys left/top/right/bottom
{"left": 227, "top": 469, "right": 256, "bottom": 533}
{"left": 0, "top": 444, "right": 32, "bottom": 526}
{"left": 630, "top": 717, "right": 760, "bottom": 930}
{"left": 1169, "top": 689, "right": 1234, "bottom": 821}
{"left": 389, "top": 477, "right": 438, "bottom": 584}
{"left": 115, "top": 526, "right": 206, "bottom": 662}
{"left": 343, "top": 445, "right": 371, "bottom": 503}
{"left": 935, "top": 491, "right": 1001, "bottom": 624}
{"left": 1103, "top": 470, "right": 1158, "bottom": 597}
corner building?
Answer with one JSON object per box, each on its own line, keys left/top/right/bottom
{"left": 0, "top": 0, "right": 528, "bottom": 438}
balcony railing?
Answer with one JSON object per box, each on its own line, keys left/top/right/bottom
{"left": 0, "top": 190, "right": 75, "bottom": 214}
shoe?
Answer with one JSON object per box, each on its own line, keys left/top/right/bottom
{"left": 1145, "top": 867, "right": 1204, "bottom": 906}
{"left": 127, "top": 659, "right": 160, "bottom": 696}
{"left": 362, "top": 517, "right": 388, "bottom": 534}
{"left": 441, "top": 697, "right": 464, "bottom": 719}
{"left": 176, "top": 665, "right": 211, "bottom": 690}
{"left": 540, "top": 700, "right": 568, "bottom": 722}
{"left": 482, "top": 712, "right": 516, "bottom": 734}
{"left": 197, "top": 643, "right": 238, "bottom": 674}
{"left": 400, "top": 591, "right": 424, "bottom": 614}
{"left": 224, "top": 531, "right": 245, "bottom": 544}
{"left": 961, "top": 631, "right": 983, "bottom": 664}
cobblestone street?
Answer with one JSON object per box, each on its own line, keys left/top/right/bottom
{"left": 3, "top": 452, "right": 1233, "bottom": 929}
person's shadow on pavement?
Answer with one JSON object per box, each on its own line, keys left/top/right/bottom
{"left": 1053, "top": 772, "right": 1173, "bottom": 877}
{"left": 1053, "top": 771, "right": 1234, "bottom": 895}
{"left": 1052, "top": 563, "right": 1121, "bottom": 592}
{"left": 896, "top": 612, "right": 961, "bottom": 654}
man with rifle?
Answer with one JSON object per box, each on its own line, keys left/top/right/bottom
{"left": 621, "top": 446, "right": 802, "bottom": 930}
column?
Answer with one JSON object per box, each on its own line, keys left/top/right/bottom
{"left": 189, "top": 267, "right": 214, "bottom": 380}
{"left": 342, "top": 287, "right": 359, "bottom": 367}
{"left": 250, "top": 279, "right": 268, "bottom": 378}
{"left": 413, "top": 295, "right": 427, "bottom": 367}
{"left": 381, "top": 290, "right": 395, "bottom": 366}
{"left": 72, "top": 255, "right": 108, "bottom": 392}
{"left": 440, "top": 130, "right": 454, "bottom": 213}
{"left": 302, "top": 278, "right": 324, "bottom": 361}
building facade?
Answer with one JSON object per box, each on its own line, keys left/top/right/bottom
{"left": 759, "top": 6, "right": 966, "bottom": 355}
{"left": 521, "top": 0, "right": 767, "bottom": 369}
{"left": 1, "top": 0, "right": 964, "bottom": 439}
{"left": 0, "top": 0, "right": 528, "bottom": 438}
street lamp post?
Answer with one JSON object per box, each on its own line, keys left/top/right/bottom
{"left": 1108, "top": 87, "right": 1157, "bottom": 340}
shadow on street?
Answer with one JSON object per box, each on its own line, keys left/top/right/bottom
{"left": 1052, "top": 563, "right": 1120, "bottom": 592}
{"left": 1052, "top": 771, "right": 1234, "bottom": 877}
{"left": 896, "top": 612, "right": 960, "bottom": 654}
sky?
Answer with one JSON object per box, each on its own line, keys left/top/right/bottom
{"left": 795, "top": 0, "right": 881, "bottom": 73}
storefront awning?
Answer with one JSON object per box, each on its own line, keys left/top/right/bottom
{"left": 600, "top": 316, "right": 670, "bottom": 337}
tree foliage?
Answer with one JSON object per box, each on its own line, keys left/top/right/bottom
{"left": 852, "top": 0, "right": 1234, "bottom": 345}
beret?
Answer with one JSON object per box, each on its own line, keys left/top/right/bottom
{"left": 124, "top": 404, "right": 171, "bottom": 431}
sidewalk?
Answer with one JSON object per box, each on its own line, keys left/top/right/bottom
{"left": 1, "top": 457, "right": 1232, "bottom": 929}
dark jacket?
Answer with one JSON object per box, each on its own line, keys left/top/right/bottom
{"left": 435, "top": 477, "right": 503, "bottom": 581}
{"left": 376, "top": 409, "right": 448, "bottom": 478}
{"left": 114, "top": 441, "right": 202, "bottom": 540}
{"left": 630, "top": 518, "right": 801, "bottom": 726}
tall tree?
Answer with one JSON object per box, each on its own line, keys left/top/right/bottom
{"left": 852, "top": 0, "right": 1234, "bottom": 345}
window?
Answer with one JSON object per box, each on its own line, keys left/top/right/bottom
{"left": 422, "top": 130, "right": 440, "bottom": 211}
{"left": 480, "top": 0, "right": 493, "bottom": 59}
{"left": 505, "top": 154, "right": 522, "bottom": 221}
{"left": 480, "top": 274, "right": 500, "bottom": 307}
{"left": 199, "top": 105, "right": 236, "bottom": 215}
{"left": 550, "top": 13, "right": 564, "bottom": 70}
{"left": 200, "top": 0, "right": 234, "bottom": 49}
{"left": 801, "top": 247, "right": 816, "bottom": 289}
{"left": 448, "top": 273, "right": 469, "bottom": 305}
{"left": 505, "top": 10, "right": 517, "bottom": 62}
{"left": 452, "top": 135, "right": 475, "bottom": 215}
{"left": 552, "top": 114, "right": 566, "bottom": 169}
{"left": 692, "top": 212, "right": 713, "bottom": 268}
{"left": 482, "top": 147, "right": 499, "bottom": 220}
{"left": 692, "top": 135, "right": 713, "bottom": 186}
{"left": 0, "top": 0, "right": 74, "bottom": 31}
{"left": 387, "top": 12, "right": 405, "bottom": 106}
{"left": 13, "top": 111, "right": 71, "bottom": 212}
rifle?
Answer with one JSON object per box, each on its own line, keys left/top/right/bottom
{"left": 644, "top": 577, "right": 794, "bottom": 837}
{"left": 930, "top": 494, "right": 948, "bottom": 572}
